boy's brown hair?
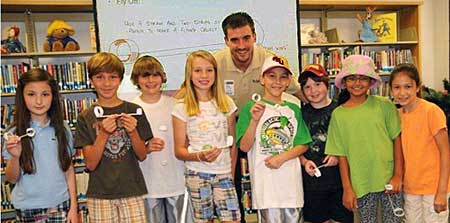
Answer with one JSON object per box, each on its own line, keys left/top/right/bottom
{"left": 299, "top": 64, "right": 330, "bottom": 89}
{"left": 130, "top": 55, "right": 167, "bottom": 89}
{"left": 87, "top": 52, "right": 124, "bottom": 80}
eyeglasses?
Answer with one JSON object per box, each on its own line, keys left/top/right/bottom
{"left": 344, "top": 75, "right": 372, "bottom": 83}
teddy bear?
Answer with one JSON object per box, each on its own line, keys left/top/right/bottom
{"left": 308, "top": 27, "right": 328, "bottom": 44}
{"left": 1, "top": 26, "right": 26, "bottom": 54}
{"left": 43, "top": 19, "right": 80, "bottom": 52}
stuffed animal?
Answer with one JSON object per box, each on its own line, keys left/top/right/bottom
{"left": 308, "top": 27, "right": 328, "bottom": 44}
{"left": 356, "top": 7, "right": 378, "bottom": 42}
{"left": 43, "top": 19, "right": 80, "bottom": 52}
{"left": 1, "top": 26, "right": 26, "bottom": 54}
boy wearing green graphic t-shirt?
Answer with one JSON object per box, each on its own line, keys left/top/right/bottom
{"left": 236, "top": 55, "right": 312, "bottom": 223}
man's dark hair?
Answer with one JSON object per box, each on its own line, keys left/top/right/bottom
{"left": 221, "top": 12, "right": 255, "bottom": 38}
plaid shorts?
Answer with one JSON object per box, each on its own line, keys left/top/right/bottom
{"left": 185, "top": 169, "right": 241, "bottom": 222}
{"left": 15, "top": 200, "right": 70, "bottom": 223}
{"left": 87, "top": 196, "right": 146, "bottom": 223}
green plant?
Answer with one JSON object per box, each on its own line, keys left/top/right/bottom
{"left": 422, "top": 79, "right": 450, "bottom": 130}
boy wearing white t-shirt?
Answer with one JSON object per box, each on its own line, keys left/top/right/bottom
{"left": 130, "top": 56, "right": 191, "bottom": 223}
{"left": 236, "top": 56, "right": 312, "bottom": 223}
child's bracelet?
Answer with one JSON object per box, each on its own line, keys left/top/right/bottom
{"left": 196, "top": 152, "right": 202, "bottom": 162}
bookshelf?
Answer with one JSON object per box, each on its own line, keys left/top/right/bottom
{"left": 299, "top": 0, "right": 423, "bottom": 98}
{"left": 1, "top": 2, "right": 97, "bottom": 124}
{"left": 1, "top": 1, "right": 95, "bottom": 221}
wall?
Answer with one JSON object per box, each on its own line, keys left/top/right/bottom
{"left": 421, "top": 0, "right": 449, "bottom": 90}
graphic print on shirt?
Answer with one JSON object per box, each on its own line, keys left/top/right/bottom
{"left": 259, "top": 115, "right": 294, "bottom": 155}
{"left": 308, "top": 117, "right": 329, "bottom": 153}
{"left": 188, "top": 106, "right": 228, "bottom": 151}
{"left": 94, "top": 121, "right": 131, "bottom": 160}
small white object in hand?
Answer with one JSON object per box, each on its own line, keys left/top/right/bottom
{"left": 252, "top": 93, "right": 261, "bottom": 102}
{"left": 314, "top": 168, "right": 322, "bottom": 177}
{"left": 385, "top": 184, "right": 405, "bottom": 217}
{"left": 94, "top": 106, "right": 143, "bottom": 118}
{"left": 226, "top": 136, "right": 233, "bottom": 147}
{"left": 4, "top": 128, "right": 36, "bottom": 141}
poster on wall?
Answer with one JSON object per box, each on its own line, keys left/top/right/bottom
{"left": 94, "top": 0, "right": 299, "bottom": 99}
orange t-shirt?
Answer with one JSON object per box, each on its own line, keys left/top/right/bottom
{"left": 400, "top": 99, "right": 450, "bottom": 195}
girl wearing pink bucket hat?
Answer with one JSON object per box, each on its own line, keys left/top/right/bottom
{"left": 325, "top": 55, "right": 404, "bottom": 222}
{"left": 334, "top": 55, "right": 382, "bottom": 90}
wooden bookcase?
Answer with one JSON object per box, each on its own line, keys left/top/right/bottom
{"left": 1, "top": 2, "right": 95, "bottom": 221}
{"left": 299, "top": 0, "right": 423, "bottom": 98}
{"left": 299, "top": 1, "right": 422, "bottom": 68}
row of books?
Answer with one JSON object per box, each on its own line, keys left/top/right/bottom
{"left": 76, "top": 171, "right": 89, "bottom": 202}
{"left": 40, "top": 62, "right": 92, "bottom": 91}
{"left": 239, "top": 158, "right": 255, "bottom": 214}
{"left": 1, "top": 98, "right": 96, "bottom": 132}
{"left": 63, "top": 98, "right": 97, "bottom": 127}
{"left": 301, "top": 47, "right": 413, "bottom": 74}
{"left": 78, "top": 208, "right": 90, "bottom": 223}
{"left": 1, "top": 63, "right": 30, "bottom": 93}
{"left": 1, "top": 104, "right": 15, "bottom": 131}
{"left": 361, "top": 49, "right": 413, "bottom": 72}
{"left": 74, "top": 149, "right": 86, "bottom": 166}
{"left": 1, "top": 62, "right": 92, "bottom": 94}
{"left": 301, "top": 47, "right": 360, "bottom": 75}
{"left": 1, "top": 182, "right": 14, "bottom": 210}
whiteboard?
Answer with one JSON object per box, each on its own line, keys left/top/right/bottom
{"left": 95, "top": 0, "right": 299, "bottom": 97}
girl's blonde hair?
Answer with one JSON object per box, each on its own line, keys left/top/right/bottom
{"left": 179, "top": 50, "right": 230, "bottom": 116}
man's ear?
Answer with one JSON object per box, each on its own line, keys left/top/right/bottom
{"left": 259, "top": 75, "right": 264, "bottom": 86}
{"left": 224, "top": 36, "right": 229, "bottom": 46}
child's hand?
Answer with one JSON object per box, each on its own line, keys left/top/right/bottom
{"left": 5, "top": 135, "right": 22, "bottom": 159}
{"left": 434, "top": 191, "right": 448, "bottom": 213}
{"left": 264, "top": 154, "right": 286, "bottom": 169}
{"left": 343, "top": 187, "right": 358, "bottom": 211}
{"left": 146, "top": 137, "right": 165, "bottom": 153}
{"left": 199, "top": 148, "right": 222, "bottom": 162}
{"left": 119, "top": 114, "right": 138, "bottom": 133}
{"left": 100, "top": 115, "right": 119, "bottom": 134}
{"left": 67, "top": 206, "right": 78, "bottom": 223}
{"left": 250, "top": 101, "right": 265, "bottom": 121}
{"left": 386, "top": 175, "right": 402, "bottom": 194}
{"left": 322, "top": 155, "right": 339, "bottom": 167}
{"left": 304, "top": 159, "right": 318, "bottom": 176}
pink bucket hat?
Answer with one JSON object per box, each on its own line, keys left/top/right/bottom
{"left": 334, "top": 55, "right": 381, "bottom": 89}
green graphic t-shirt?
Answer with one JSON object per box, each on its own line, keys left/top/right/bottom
{"left": 236, "top": 99, "right": 311, "bottom": 209}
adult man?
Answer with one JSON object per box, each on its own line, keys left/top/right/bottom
{"left": 214, "top": 12, "right": 303, "bottom": 222}
{"left": 214, "top": 12, "right": 302, "bottom": 113}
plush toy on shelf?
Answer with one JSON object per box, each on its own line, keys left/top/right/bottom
{"left": 308, "top": 27, "right": 328, "bottom": 44}
{"left": 1, "top": 26, "right": 26, "bottom": 54}
{"left": 43, "top": 19, "right": 80, "bottom": 52}
{"left": 356, "top": 6, "right": 379, "bottom": 42}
